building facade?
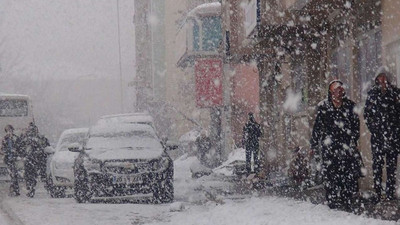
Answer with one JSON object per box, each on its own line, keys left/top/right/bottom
{"left": 221, "top": 0, "right": 400, "bottom": 189}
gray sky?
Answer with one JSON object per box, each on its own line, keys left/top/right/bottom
{"left": 0, "top": 0, "right": 136, "bottom": 140}
{"left": 0, "top": 0, "right": 135, "bottom": 80}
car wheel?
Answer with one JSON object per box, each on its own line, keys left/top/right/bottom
{"left": 47, "top": 176, "right": 66, "bottom": 198}
{"left": 74, "top": 167, "right": 91, "bottom": 203}
{"left": 153, "top": 166, "right": 174, "bottom": 204}
{"left": 162, "top": 166, "right": 174, "bottom": 203}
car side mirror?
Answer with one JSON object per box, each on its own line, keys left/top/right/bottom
{"left": 44, "top": 146, "right": 55, "bottom": 154}
{"left": 68, "top": 143, "right": 83, "bottom": 153}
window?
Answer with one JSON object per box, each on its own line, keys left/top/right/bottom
{"left": 193, "top": 21, "right": 200, "bottom": 51}
{"left": 292, "top": 59, "right": 307, "bottom": 112}
{"left": 386, "top": 40, "right": 400, "bottom": 85}
{"left": 331, "top": 45, "right": 352, "bottom": 95}
{"left": 202, "top": 16, "right": 222, "bottom": 51}
{"left": 0, "top": 99, "right": 28, "bottom": 117}
{"left": 357, "top": 30, "right": 382, "bottom": 100}
{"left": 191, "top": 16, "right": 222, "bottom": 52}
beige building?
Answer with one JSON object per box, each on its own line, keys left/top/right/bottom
{"left": 134, "top": 0, "right": 217, "bottom": 142}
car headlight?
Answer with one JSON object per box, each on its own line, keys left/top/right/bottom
{"left": 83, "top": 159, "right": 102, "bottom": 172}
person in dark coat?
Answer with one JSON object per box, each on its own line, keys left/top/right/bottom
{"left": 363, "top": 68, "right": 400, "bottom": 202}
{"left": 1, "top": 125, "right": 21, "bottom": 196}
{"left": 242, "top": 112, "right": 262, "bottom": 175}
{"left": 311, "top": 80, "right": 361, "bottom": 211}
{"left": 195, "top": 130, "right": 212, "bottom": 166}
{"left": 20, "top": 122, "right": 49, "bottom": 197}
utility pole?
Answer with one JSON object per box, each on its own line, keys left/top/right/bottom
{"left": 116, "top": 0, "right": 124, "bottom": 113}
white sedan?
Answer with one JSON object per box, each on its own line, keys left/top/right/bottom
{"left": 46, "top": 128, "right": 88, "bottom": 198}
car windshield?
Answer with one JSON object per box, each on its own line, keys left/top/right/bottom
{"left": 86, "top": 130, "right": 161, "bottom": 150}
{"left": 58, "top": 133, "right": 87, "bottom": 151}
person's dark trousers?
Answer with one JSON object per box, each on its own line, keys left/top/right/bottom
{"left": 245, "top": 146, "right": 260, "bottom": 175}
{"left": 371, "top": 134, "right": 398, "bottom": 200}
{"left": 341, "top": 163, "right": 359, "bottom": 211}
{"left": 245, "top": 148, "right": 252, "bottom": 175}
{"left": 324, "top": 167, "right": 357, "bottom": 210}
{"left": 24, "top": 160, "right": 38, "bottom": 197}
{"left": 324, "top": 170, "right": 340, "bottom": 209}
{"left": 38, "top": 159, "right": 47, "bottom": 181}
{"left": 6, "top": 161, "right": 19, "bottom": 196}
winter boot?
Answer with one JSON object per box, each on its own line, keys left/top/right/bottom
{"left": 26, "top": 188, "right": 35, "bottom": 198}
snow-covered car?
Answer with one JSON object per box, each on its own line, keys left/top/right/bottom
{"left": 46, "top": 128, "right": 88, "bottom": 198}
{"left": 70, "top": 123, "right": 173, "bottom": 203}
{"left": 177, "top": 128, "right": 200, "bottom": 155}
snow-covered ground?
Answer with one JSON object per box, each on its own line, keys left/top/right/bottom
{"left": 0, "top": 153, "right": 397, "bottom": 225}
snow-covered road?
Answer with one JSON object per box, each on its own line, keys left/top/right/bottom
{"left": 0, "top": 154, "right": 396, "bottom": 225}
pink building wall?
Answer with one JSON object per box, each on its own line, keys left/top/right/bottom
{"left": 231, "top": 63, "right": 260, "bottom": 146}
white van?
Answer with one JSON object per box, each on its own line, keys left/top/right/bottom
{"left": 0, "top": 93, "right": 34, "bottom": 179}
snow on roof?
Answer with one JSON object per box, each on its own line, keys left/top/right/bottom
{"left": 187, "top": 2, "right": 221, "bottom": 18}
{"left": 0, "top": 93, "right": 30, "bottom": 100}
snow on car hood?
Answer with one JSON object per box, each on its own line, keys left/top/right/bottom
{"left": 86, "top": 147, "right": 164, "bottom": 161}
{"left": 85, "top": 137, "right": 164, "bottom": 161}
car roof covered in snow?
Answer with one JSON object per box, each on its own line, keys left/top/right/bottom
{"left": 89, "top": 123, "right": 156, "bottom": 137}
{"left": 60, "top": 128, "right": 89, "bottom": 136}
{"left": 97, "top": 113, "right": 154, "bottom": 126}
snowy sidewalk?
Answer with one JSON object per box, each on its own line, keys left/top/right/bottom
{"left": 0, "top": 154, "right": 398, "bottom": 225}
{"left": 1, "top": 186, "right": 396, "bottom": 225}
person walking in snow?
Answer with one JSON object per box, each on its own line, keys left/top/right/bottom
{"left": 364, "top": 68, "right": 400, "bottom": 202}
{"left": 242, "top": 112, "right": 262, "bottom": 175}
{"left": 1, "top": 125, "right": 22, "bottom": 196}
{"left": 20, "top": 122, "right": 49, "bottom": 197}
{"left": 310, "top": 80, "right": 361, "bottom": 211}
{"left": 195, "top": 130, "right": 212, "bottom": 166}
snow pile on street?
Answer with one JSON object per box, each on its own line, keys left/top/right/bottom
{"left": 174, "top": 154, "right": 234, "bottom": 204}
{"left": 178, "top": 129, "right": 200, "bottom": 143}
{"left": 169, "top": 202, "right": 185, "bottom": 212}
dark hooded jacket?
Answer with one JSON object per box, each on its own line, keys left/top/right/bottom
{"left": 310, "top": 85, "right": 360, "bottom": 175}
{"left": 1, "top": 133, "right": 20, "bottom": 165}
{"left": 243, "top": 116, "right": 261, "bottom": 150}
{"left": 363, "top": 75, "right": 400, "bottom": 138}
